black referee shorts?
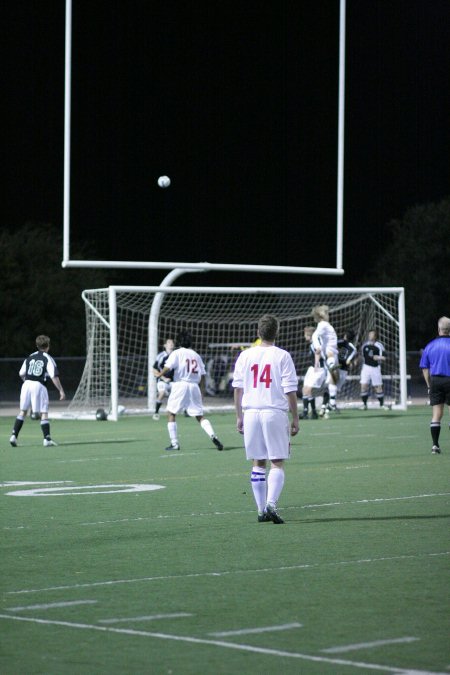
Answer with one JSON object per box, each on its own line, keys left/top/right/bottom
{"left": 429, "top": 375, "right": 450, "bottom": 406}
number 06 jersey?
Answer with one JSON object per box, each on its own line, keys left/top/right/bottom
{"left": 232, "top": 345, "right": 298, "bottom": 411}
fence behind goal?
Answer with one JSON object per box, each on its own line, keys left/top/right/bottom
{"left": 66, "top": 286, "right": 406, "bottom": 419}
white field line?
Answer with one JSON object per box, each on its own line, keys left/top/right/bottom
{"left": 56, "top": 457, "right": 124, "bottom": 463}
{"left": 4, "top": 492, "right": 449, "bottom": 531}
{"left": 6, "top": 551, "right": 449, "bottom": 596}
{"left": 7, "top": 600, "right": 97, "bottom": 612}
{"left": 385, "top": 436, "right": 417, "bottom": 439}
{"left": 77, "top": 492, "right": 450, "bottom": 526}
{"left": 322, "top": 637, "right": 420, "bottom": 653}
{"left": 99, "top": 613, "right": 192, "bottom": 624}
{"left": 0, "top": 614, "right": 444, "bottom": 675}
{"left": 209, "top": 622, "right": 302, "bottom": 636}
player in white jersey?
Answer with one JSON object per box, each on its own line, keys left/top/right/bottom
{"left": 156, "top": 330, "right": 224, "bottom": 452}
{"left": 9, "top": 335, "right": 65, "bottom": 447}
{"left": 301, "top": 325, "right": 327, "bottom": 419}
{"left": 232, "top": 314, "right": 299, "bottom": 524}
{"left": 311, "top": 304, "right": 339, "bottom": 384}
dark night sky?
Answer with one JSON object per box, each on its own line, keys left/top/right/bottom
{"left": 3, "top": 1, "right": 449, "bottom": 287}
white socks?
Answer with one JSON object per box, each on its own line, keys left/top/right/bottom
{"left": 168, "top": 421, "right": 178, "bottom": 444}
{"left": 251, "top": 468, "right": 266, "bottom": 513}
{"left": 200, "top": 418, "right": 215, "bottom": 438}
{"left": 266, "top": 466, "right": 285, "bottom": 507}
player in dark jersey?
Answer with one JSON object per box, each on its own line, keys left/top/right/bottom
{"left": 360, "top": 329, "right": 388, "bottom": 409}
{"left": 320, "top": 329, "right": 357, "bottom": 416}
{"left": 319, "top": 329, "right": 357, "bottom": 415}
{"left": 9, "top": 335, "right": 65, "bottom": 447}
{"left": 152, "top": 339, "right": 175, "bottom": 420}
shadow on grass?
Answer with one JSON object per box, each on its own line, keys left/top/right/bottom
{"left": 295, "top": 514, "right": 450, "bottom": 523}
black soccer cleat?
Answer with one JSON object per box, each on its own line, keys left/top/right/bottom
{"left": 165, "top": 443, "right": 180, "bottom": 451}
{"left": 265, "top": 503, "right": 284, "bottom": 524}
{"left": 311, "top": 411, "right": 319, "bottom": 420}
{"left": 431, "top": 445, "right": 441, "bottom": 454}
{"left": 212, "top": 436, "right": 224, "bottom": 451}
{"left": 258, "top": 512, "right": 271, "bottom": 522}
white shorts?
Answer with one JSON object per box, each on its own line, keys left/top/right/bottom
{"left": 303, "top": 366, "right": 327, "bottom": 395}
{"left": 20, "top": 380, "right": 49, "bottom": 414}
{"left": 360, "top": 364, "right": 383, "bottom": 387}
{"left": 166, "top": 381, "right": 203, "bottom": 416}
{"left": 243, "top": 409, "right": 291, "bottom": 461}
{"left": 157, "top": 380, "right": 172, "bottom": 396}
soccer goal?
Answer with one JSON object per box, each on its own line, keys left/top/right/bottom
{"left": 66, "top": 286, "right": 407, "bottom": 419}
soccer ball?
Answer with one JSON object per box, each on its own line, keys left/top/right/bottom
{"left": 96, "top": 408, "right": 108, "bottom": 421}
{"left": 157, "top": 175, "right": 171, "bottom": 188}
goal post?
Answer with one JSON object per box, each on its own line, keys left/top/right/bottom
{"left": 67, "top": 286, "right": 407, "bottom": 420}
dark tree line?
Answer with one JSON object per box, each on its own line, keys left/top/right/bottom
{"left": 1, "top": 197, "right": 449, "bottom": 356}
{"left": 0, "top": 223, "right": 122, "bottom": 357}
{"left": 361, "top": 196, "right": 450, "bottom": 349}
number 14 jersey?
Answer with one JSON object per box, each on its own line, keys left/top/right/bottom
{"left": 232, "top": 345, "right": 298, "bottom": 411}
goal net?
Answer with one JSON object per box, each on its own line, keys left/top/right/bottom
{"left": 66, "top": 286, "right": 407, "bottom": 419}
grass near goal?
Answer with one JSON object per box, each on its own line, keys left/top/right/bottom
{"left": 66, "top": 286, "right": 406, "bottom": 419}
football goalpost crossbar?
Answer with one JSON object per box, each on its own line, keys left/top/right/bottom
{"left": 64, "top": 286, "right": 407, "bottom": 420}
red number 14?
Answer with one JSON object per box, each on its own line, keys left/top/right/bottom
{"left": 251, "top": 363, "right": 272, "bottom": 388}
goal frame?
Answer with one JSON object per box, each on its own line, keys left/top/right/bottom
{"left": 62, "top": 0, "right": 347, "bottom": 275}
{"left": 67, "top": 285, "right": 407, "bottom": 420}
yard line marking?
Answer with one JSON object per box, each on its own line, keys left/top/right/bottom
{"left": 78, "top": 492, "right": 450, "bottom": 526}
{"left": 7, "top": 600, "right": 97, "bottom": 612}
{"left": 0, "top": 615, "right": 444, "bottom": 674}
{"left": 209, "top": 622, "right": 302, "bottom": 636}
{"left": 322, "top": 637, "right": 419, "bottom": 653}
{"left": 6, "top": 551, "right": 449, "bottom": 595}
{"left": 56, "top": 457, "right": 124, "bottom": 463}
{"left": 99, "top": 613, "right": 192, "bottom": 624}
{"left": 385, "top": 436, "right": 417, "bottom": 439}
{"left": 0, "top": 481, "right": 72, "bottom": 487}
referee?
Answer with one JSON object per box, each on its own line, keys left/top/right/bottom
{"left": 420, "top": 316, "right": 450, "bottom": 454}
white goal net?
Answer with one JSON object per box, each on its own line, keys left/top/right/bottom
{"left": 67, "top": 286, "right": 407, "bottom": 419}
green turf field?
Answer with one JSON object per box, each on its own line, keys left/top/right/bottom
{"left": 1, "top": 407, "right": 449, "bottom": 674}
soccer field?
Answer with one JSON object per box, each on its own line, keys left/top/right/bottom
{"left": 1, "top": 407, "right": 449, "bottom": 674}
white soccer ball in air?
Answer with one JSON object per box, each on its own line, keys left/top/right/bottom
{"left": 157, "top": 175, "right": 171, "bottom": 188}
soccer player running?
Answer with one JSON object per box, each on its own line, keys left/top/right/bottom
{"left": 10, "top": 335, "right": 65, "bottom": 447}
{"left": 156, "top": 330, "right": 224, "bottom": 452}
{"left": 419, "top": 316, "right": 450, "bottom": 454}
{"left": 152, "top": 338, "right": 175, "bottom": 420}
{"left": 360, "top": 329, "right": 387, "bottom": 409}
{"left": 232, "top": 315, "right": 299, "bottom": 524}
